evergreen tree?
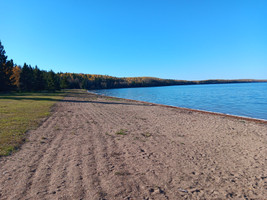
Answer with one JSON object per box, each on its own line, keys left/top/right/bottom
{"left": 0, "top": 41, "right": 15, "bottom": 91}
{"left": 0, "top": 59, "right": 14, "bottom": 91}
{"left": 0, "top": 41, "right": 6, "bottom": 81}
{"left": 33, "top": 66, "right": 45, "bottom": 90}
{"left": 60, "top": 75, "right": 69, "bottom": 89}
{"left": 19, "top": 63, "right": 34, "bottom": 91}
{"left": 0, "top": 41, "right": 7, "bottom": 64}
{"left": 46, "top": 70, "right": 60, "bottom": 91}
{"left": 81, "top": 79, "right": 89, "bottom": 89}
{"left": 5, "top": 59, "right": 15, "bottom": 89}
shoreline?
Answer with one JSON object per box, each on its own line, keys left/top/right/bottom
{"left": 88, "top": 91, "right": 267, "bottom": 124}
{"left": 1, "top": 90, "right": 266, "bottom": 199}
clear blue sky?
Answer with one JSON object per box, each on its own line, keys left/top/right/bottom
{"left": 1, "top": 0, "right": 266, "bottom": 80}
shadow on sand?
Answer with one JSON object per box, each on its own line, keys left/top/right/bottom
{"left": 0, "top": 96, "right": 153, "bottom": 107}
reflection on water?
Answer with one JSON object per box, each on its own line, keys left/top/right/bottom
{"left": 90, "top": 82, "right": 267, "bottom": 120}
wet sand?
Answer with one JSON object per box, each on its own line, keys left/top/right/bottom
{"left": 0, "top": 91, "right": 266, "bottom": 199}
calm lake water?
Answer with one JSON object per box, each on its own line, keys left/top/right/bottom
{"left": 90, "top": 82, "right": 267, "bottom": 120}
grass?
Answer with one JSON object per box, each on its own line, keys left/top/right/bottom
{"left": 0, "top": 90, "right": 67, "bottom": 156}
{"left": 115, "top": 129, "right": 128, "bottom": 135}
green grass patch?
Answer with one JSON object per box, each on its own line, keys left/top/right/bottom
{"left": 0, "top": 90, "right": 67, "bottom": 156}
{"left": 115, "top": 129, "right": 128, "bottom": 135}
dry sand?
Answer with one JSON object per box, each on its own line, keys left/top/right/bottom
{"left": 0, "top": 91, "right": 266, "bottom": 200}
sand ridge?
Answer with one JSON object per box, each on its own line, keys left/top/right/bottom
{"left": 0, "top": 91, "right": 266, "bottom": 199}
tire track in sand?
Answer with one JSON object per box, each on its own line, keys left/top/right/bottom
{"left": 80, "top": 100, "right": 161, "bottom": 199}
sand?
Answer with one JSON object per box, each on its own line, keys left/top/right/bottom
{"left": 0, "top": 91, "right": 266, "bottom": 200}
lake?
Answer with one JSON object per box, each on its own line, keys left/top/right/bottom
{"left": 90, "top": 82, "right": 267, "bottom": 120}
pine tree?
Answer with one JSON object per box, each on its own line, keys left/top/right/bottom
{"left": 19, "top": 63, "right": 34, "bottom": 91}
{"left": 33, "top": 66, "right": 45, "bottom": 90}
{"left": 0, "top": 41, "right": 7, "bottom": 91}
{"left": 4, "top": 59, "right": 15, "bottom": 90}
{"left": 46, "top": 70, "right": 60, "bottom": 91}
{"left": 0, "top": 41, "right": 14, "bottom": 91}
{"left": 60, "top": 75, "right": 69, "bottom": 89}
{"left": 0, "top": 41, "right": 7, "bottom": 64}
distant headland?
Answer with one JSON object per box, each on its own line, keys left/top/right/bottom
{"left": 56, "top": 74, "right": 267, "bottom": 90}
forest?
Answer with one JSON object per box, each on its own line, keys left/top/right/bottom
{"left": 0, "top": 41, "right": 266, "bottom": 92}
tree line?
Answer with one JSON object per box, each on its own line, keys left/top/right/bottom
{"left": 0, "top": 41, "right": 61, "bottom": 92}
{"left": 1, "top": 41, "right": 266, "bottom": 92}
{"left": 0, "top": 40, "right": 184, "bottom": 92}
{"left": 0, "top": 40, "right": 189, "bottom": 92}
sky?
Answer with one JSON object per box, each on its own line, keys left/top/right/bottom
{"left": 1, "top": 0, "right": 266, "bottom": 80}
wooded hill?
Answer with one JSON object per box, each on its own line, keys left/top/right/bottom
{"left": 0, "top": 41, "right": 266, "bottom": 92}
{"left": 58, "top": 74, "right": 267, "bottom": 90}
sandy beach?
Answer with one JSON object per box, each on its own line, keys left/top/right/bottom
{"left": 0, "top": 91, "right": 266, "bottom": 200}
